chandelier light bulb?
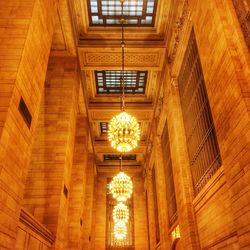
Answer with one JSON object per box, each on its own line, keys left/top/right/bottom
{"left": 114, "top": 221, "right": 127, "bottom": 240}
{"left": 109, "top": 171, "right": 133, "bottom": 202}
{"left": 113, "top": 202, "right": 129, "bottom": 223}
{"left": 108, "top": 111, "right": 140, "bottom": 152}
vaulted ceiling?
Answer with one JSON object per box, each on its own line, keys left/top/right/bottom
{"left": 51, "top": 0, "right": 177, "bottom": 174}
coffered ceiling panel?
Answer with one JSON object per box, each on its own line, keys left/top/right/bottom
{"left": 78, "top": 47, "right": 166, "bottom": 70}
{"left": 88, "top": 109, "right": 153, "bottom": 122}
{"left": 69, "top": 0, "right": 171, "bottom": 44}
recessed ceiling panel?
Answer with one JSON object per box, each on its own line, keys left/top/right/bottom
{"left": 104, "top": 154, "right": 137, "bottom": 161}
{"left": 100, "top": 122, "right": 109, "bottom": 134}
{"left": 87, "top": 0, "right": 157, "bottom": 26}
{"left": 95, "top": 70, "right": 147, "bottom": 94}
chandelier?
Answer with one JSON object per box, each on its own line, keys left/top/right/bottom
{"left": 108, "top": 112, "right": 140, "bottom": 152}
{"left": 107, "top": 0, "right": 140, "bottom": 153}
{"left": 113, "top": 202, "right": 129, "bottom": 223}
{"left": 109, "top": 171, "right": 133, "bottom": 202}
{"left": 114, "top": 221, "right": 127, "bottom": 240}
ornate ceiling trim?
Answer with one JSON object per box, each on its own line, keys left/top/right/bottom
{"left": 78, "top": 47, "right": 166, "bottom": 70}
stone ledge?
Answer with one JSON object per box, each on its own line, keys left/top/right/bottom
{"left": 19, "top": 208, "right": 54, "bottom": 245}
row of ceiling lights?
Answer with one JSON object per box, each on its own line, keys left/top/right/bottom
{"left": 107, "top": 0, "right": 141, "bottom": 243}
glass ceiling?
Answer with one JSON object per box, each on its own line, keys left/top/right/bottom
{"left": 104, "top": 154, "right": 137, "bottom": 160}
{"left": 100, "top": 122, "right": 109, "bottom": 134}
{"left": 95, "top": 70, "right": 147, "bottom": 94}
{"left": 87, "top": 0, "right": 157, "bottom": 26}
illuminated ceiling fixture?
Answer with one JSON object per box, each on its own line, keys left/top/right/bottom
{"left": 114, "top": 221, "right": 127, "bottom": 240}
{"left": 109, "top": 156, "right": 133, "bottom": 202}
{"left": 113, "top": 202, "right": 129, "bottom": 223}
{"left": 108, "top": 0, "right": 140, "bottom": 153}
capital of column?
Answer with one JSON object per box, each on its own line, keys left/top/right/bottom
{"left": 146, "top": 167, "right": 153, "bottom": 179}
{"left": 170, "top": 76, "right": 178, "bottom": 88}
{"left": 154, "top": 134, "right": 162, "bottom": 147}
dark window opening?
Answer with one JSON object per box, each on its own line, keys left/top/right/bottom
{"left": 19, "top": 97, "right": 32, "bottom": 128}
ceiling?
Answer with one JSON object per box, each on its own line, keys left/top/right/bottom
{"left": 50, "top": 0, "right": 178, "bottom": 175}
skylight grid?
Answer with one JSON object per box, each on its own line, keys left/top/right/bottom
{"left": 100, "top": 122, "right": 109, "bottom": 134}
{"left": 88, "top": 0, "right": 157, "bottom": 26}
{"left": 95, "top": 70, "right": 147, "bottom": 94}
{"left": 104, "top": 154, "right": 137, "bottom": 161}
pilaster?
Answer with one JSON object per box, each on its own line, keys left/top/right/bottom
{"left": 165, "top": 76, "right": 200, "bottom": 250}
{"left": 22, "top": 56, "right": 79, "bottom": 250}
{"left": 0, "top": 1, "right": 58, "bottom": 248}
{"left": 68, "top": 116, "right": 89, "bottom": 250}
{"left": 153, "top": 134, "right": 171, "bottom": 250}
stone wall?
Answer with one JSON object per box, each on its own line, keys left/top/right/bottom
{"left": 0, "top": 1, "right": 58, "bottom": 248}
{"left": 145, "top": 0, "right": 250, "bottom": 249}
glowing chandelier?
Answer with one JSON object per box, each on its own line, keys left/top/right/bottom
{"left": 114, "top": 221, "right": 127, "bottom": 240}
{"left": 113, "top": 202, "right": 129, "bottom": 223}
{"left": 107, "top": 0, "right": 140, "bottom": 153}
{"left": 109, "top": 170, "right": 133, "bottom": 202}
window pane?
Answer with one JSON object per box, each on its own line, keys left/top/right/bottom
{"left": 87, "top": 0, "right": 158, "bottom": 27}
{"left": 95, "top": 70, "right": 147, "bottom": 94}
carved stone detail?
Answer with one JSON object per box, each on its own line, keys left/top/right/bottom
{"left": 168, "top": 0, "right": 190, "bottom": 64}
{"left": 232, "top": 0, "right": 250, "bottom": 51}
{"left": 86, "top": 53, "right": 158, "bottom": 66}
{"left": 147, "top": 140, "right": 153, "bottom": 155}
{"left": 155, "top": 94, "right": 164, "bottom": 119}
{"left": 171, "top": 77, "right": 178, "bottom": 88}
{"left": 79, "top": 48, "right": 166, "bottom": 70}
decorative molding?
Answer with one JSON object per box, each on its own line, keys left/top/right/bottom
{"left": 202, "top": 231, "right": 238, "bottom": 250}
{"left": 147, "top": 140, "right": 153, "bottom": 155}
{"left": 168, "top": 0, "right": 190, "bottom": 64}
{"left": 170, "top": 76, "right": 178, "bottom": 88}
{"left": 193, "top": 168, "right": 225, "bottom": 211}
{"left": 147, "top": 168, "right": 153, "bottom": 179}
{"left": 155, "top": 94, "right": 164, "bottom": 119}
{"left": 170, "top": 76, "right": 179, "bottom": 96}
{"left": 78, "top": 48, "right": 166, "bottom": 70}
{"left": 19, "top": 208, "right": 54, "bottom": 245}
{"left": 232, "top": 0, "right": 250, "bottom": 51}
{"left": 89, "top": 110, "right": 153, "bottom": 122}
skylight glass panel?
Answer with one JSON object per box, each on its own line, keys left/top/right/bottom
{"left": 95, "top": 70, "right": 147, "bottom": 94}
{"left": 104, "top": 154, "right": 137, "bottom": 161}
{"left": 88, "top": 0, "right": 158, "bottom": 26}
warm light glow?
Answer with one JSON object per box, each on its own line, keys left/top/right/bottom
{"left": 108, "top": 111, "right": 140, "bottom": 152}
{"left": 113, "top": 202, "right": 129, "bottom": 223}
{"left": 171, "top": 225, "right": 181, "bottom": 240}
{"left": 114, "top": 221, "right": 127, "bottom": 240}
{"left": 109, "top": 172, "right": 133, "bottom": 202}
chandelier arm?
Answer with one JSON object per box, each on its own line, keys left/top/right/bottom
{"left": 120, "top": 154, "right": 123, "bottom": 171}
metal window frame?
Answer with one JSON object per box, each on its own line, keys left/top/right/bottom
{"left": 178, "top": 30, "right": 221, "bottom": 195}
{"left": 103, "top": 154, "right": 137, "bottom": 161}
{"left": 95, "top": 70, "right": 147, "bottom": 94}
{"left": 87, "top": 0, "right": 158, "bottom": 27}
